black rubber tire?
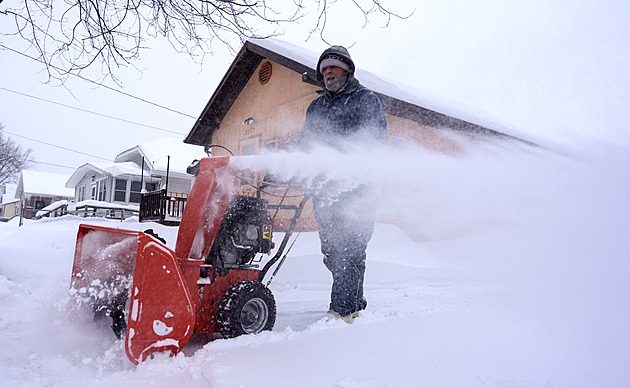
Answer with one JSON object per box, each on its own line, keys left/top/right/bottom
{"left": 89, "top": 276, "right": 130, "bottom": 340}
{"left": 109, "top": 294, "right": 128, "bottom": 339}
{"left": 217, "top": 280, "right": 276, "bottom": 339}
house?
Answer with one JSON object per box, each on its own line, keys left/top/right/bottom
{"left": 184, "top": 38, "right": 529, "bottom": 155}
{"left": 182, "top": 38, "right": 531, "bottom": 230}
{"left": 65, "top": 138, "right": 207, "bottom": 221}
{"left": 1, "top": 183, "right": 19, "bottom": 220}
{"left": 16, "top": 171, "right": 74, "bottom": 219}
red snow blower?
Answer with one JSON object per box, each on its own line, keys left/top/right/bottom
{"left": 69, "top": 156, "right": 308, "bottom": 364}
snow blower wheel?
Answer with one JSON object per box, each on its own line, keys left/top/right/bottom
{"left": 86, "top": 275, "right": 132, "bottom": 340}
{"left": 218, "top": 280, "right": 276, "bottom": 338}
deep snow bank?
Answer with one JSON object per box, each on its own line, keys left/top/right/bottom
{"left": 1, "top": 141, "right": 630, "bottom": 387}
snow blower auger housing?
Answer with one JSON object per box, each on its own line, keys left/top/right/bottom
{"left": 69, "top": 156, "right": 309, "bottom": 364}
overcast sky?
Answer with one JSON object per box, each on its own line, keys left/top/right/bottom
{"left": 1, "top": 0, "right": 628, "bottom": 176}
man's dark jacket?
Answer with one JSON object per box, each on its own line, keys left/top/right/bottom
{"left": 295, "top": 46, "right": 387, "bottom": 149}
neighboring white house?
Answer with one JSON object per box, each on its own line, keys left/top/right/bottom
{"left": 1, "top": 183, "right": 19, "bottom": 219}
{"left": 65, "top": 138, "right": 207, "bottom": 207}
{"left": 16, "top": 171, "right": 74, "bottom": 219}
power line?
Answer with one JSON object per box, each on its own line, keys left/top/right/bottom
{"left": 3, "top": 130, "right": 112, "bottom": 161}
{"left": 33, "top": 160, "right": 78, "bottom": 170}
{"left": 0, "top": 43, "right": 198, "bottom": 119}
{"left": 0, "top": 86, "right": 188, "bottom": 135}
{"left": 0, "top": 43, "right": 198, "bottom": 171}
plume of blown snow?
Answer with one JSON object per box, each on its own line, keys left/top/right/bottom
{"left": 229, "top": 139, "right": 568, "bottom": 241}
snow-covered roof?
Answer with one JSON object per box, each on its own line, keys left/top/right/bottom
{"left": 114, "top": 137, "right": 207, "bottom": 174}
{"left": 65, "top": 161, "right": 144, "bottom": 188}
{"left": 185, "top": 38, "right": 531, "bottom": 146}
{"left": 19, "top": 170, "right": 74, "bottom": 197}
{"left": 249, "top": 38, "right": 525, "bottom": 141}
{"left": 250, "top": 38, "right": 445, "bottom": 108}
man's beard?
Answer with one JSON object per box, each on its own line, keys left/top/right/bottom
{"left": 324, "top": 73, "right": 348, "bottom": 94}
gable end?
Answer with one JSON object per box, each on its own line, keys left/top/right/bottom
{"left": 185, "top": 40, "right": 320, "bottom": 147}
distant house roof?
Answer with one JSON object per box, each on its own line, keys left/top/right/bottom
{"left": 18, "top": 171, "right": 74, "bottom": 198}
{"left": 114, "top": 138, "right": 208, "bottom": 173}
{"left": 66, "top": 138, "right": 207, "bottom": 188}
{"left": 185, "top": 38, "right": 528, "bottom": 146}
{"left": 65, "top": 162, "right": 143, "bottom": 188}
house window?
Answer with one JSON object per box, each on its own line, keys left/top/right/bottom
{"left": 241, "top": 142, "right": 256, "bottom": 156}
{"left": 239, "top": 140, "right": 258, "bottom": 186}
{"left": 90, "top": 178, "right": 107, "bottom": 201}
{"left": 77, "top": 185, "right": 85, "bottom": 202}
{"left": 114, "top": 179, "right": 127, "bottom": 202}
{"left": 266, "top": 139, "right": 278, "bottom": 150}
{"left": 97, "top": 179, "right": 107, "bottom": 201}
{"left": 145, "top": 182, "right": 158, "bottom": 192}
{"left": 129, "top": 180, "right": 142, "bottom": 203}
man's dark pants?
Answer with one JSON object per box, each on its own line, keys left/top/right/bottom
{"left": 313, "top": 188, "right": 375, "bottom": 316}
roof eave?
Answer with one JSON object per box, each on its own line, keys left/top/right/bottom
{"left": 66, "top": 164, "right": 106, "bottom": 188}
{"left": 378, "top": 94, "right": 529, "bottom": 143}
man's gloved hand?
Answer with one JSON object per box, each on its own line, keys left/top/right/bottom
{"left": 186, "top": 159, "right": 200, "bottom": 176}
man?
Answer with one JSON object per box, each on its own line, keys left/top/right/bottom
{"left": 291, "top": 45, "right": 387, "bottom": 322}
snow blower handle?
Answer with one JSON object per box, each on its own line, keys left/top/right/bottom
{"left": 257, "top": 194, "right": 311, "bottom": 284}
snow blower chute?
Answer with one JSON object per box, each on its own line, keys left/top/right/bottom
{"left": 69, "top": 156, "right": 308, "bottom": 364}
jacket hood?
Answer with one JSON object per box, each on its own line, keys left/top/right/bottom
{"left": 316, "top": 46, "right": 359, "bottom": 96}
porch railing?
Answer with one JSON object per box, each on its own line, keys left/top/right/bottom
{"left": 139, "top": 189, "right": 187, "bottom": 225}
{"left": 35, "top": 202, "right": 139, "bottom": 220}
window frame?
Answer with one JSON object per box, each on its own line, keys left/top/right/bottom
{"left": 77, "top": 185, "right": 85, "bottom": 202}
{"left": 114, "top": 178, "right": 127, "bottom": 202}
{"left": 129, "top": 180, "right": 142, "bottom": 203}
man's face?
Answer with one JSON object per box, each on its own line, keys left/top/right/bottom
{"left": 322, "top": 66, "right": 348, "bottom": 94}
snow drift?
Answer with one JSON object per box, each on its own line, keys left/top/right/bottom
{"left": 1, "top": 139, "right": 629, "bottom": 387}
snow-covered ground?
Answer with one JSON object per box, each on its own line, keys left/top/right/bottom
{"left": 1, "top": 140, "right": 629, "bottom": 387}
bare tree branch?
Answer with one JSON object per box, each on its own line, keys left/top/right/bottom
{"left": 0, "top": 124, "right": 34, "bottom": 186}
{"left": 1, "top": 0, "right": 412, "bottom": 83}
{"left": 307, "top": 0, "right": 413, "bottom": 45}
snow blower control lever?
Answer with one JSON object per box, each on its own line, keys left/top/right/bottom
{"left": 69, "top": 156, "right": 308, "bottom": 364}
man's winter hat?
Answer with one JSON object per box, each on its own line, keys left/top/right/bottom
{"left": 319, "top": 54, "right": 351, "bottom": 73}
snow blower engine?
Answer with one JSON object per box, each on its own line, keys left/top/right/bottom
{"left": 68, "top": 156, "right": 308, "bottom": 364}
{"left": 206, "top": 195, "right": 274, "bottom": 278}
